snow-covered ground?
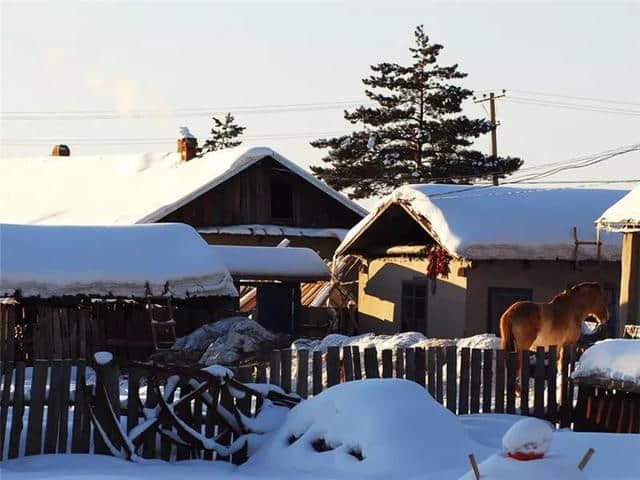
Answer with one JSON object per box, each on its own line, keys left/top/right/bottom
{"left": 3, "top": 380, "right": 638, "bottom": 479}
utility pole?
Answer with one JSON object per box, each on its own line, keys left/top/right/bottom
{"left": 474, "top": 90, "right": 506, "bottom": 185}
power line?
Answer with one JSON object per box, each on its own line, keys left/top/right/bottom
{"left": 503, "top": 97, "right": 640, "bottom": 117}
{"left": 508, "top": 89, "right": 640, "bottom": 108}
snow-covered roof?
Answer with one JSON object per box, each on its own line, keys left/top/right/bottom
{"left": 336, "top": 184, "right": 628, "bottom": 261}
{"left": 198, "top": 225, "right": 349, "bottom": 241}
{"left": 596, "top": 184, "right": 640, "bottom": 232}
{"left": 211, "top": 245, "right": 330, "bottom": 282}
{"left": 0, "top": 146, "right": 366, "bottom": 225}
{"left": 0, "top": 223, "right": 238, "bottom": 299}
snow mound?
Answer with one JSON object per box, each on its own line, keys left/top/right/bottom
{"left": 502, "top": 418, "right": 553, "bottom": 457}
{"left": 194, "top": 317, "right": 277, "bottom": 366}
{"left": 572, "top": 339, "right": 640, "bottom": 386}
{"left": 291, "top": 332, "right": 501, "bottom": 352}
{"left": 247, "top": 379, "right": 478, "bottom": 478}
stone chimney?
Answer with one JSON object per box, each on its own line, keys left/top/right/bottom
{"left": 177, "top": 127, "right": 197, "bottom": 162}
{"left": 51, "top": 144, "right": 70, "bottom": 156}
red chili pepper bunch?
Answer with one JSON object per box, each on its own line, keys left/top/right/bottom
{"left": 426, "top": 245, "right": 451, "bottom": 279}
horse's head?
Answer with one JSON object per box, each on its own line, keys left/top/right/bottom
{"left": 571, "top": 282, "right": 608, "bottom": 325}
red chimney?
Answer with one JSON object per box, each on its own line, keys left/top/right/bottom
{"left": 177, "top": 127, "right": 197, "bottom": 162}
{"left": 52, "top": 144, "right": 70, "bottom": 156}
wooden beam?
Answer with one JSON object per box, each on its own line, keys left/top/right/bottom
{"left": 618, "top": 232, "right": 640, "bottom": 336}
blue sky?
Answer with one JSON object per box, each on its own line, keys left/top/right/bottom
{"left": 1, "top": 1, "right": 639, "bottom": 183}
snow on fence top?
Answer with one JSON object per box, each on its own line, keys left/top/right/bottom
{"left": 0, "top": 223, "right": 238, "bottom": 299}
{"left": 597, "top": 183, "right": 640, "bottom": 232}
{"left": 0, "top": 146, "right": 366, "bottom": 226}
{"left": 572, "top": 339, "right": 640, "bottom": 387}
{"left": 337, "top": 184, "right": 628, "bottom": 261}
{"left": 211, "top": 245, "right": 331, "bottom": 282}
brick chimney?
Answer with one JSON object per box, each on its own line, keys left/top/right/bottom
{"left": 52, "top": 144, "right": 70, "bottom": 156}
{"left": 177, "top": 127, "right": 197, "bottom": 162}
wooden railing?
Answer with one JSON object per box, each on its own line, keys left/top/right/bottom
{"left": 0, "top": 344, "right": 581, "bottom": 462}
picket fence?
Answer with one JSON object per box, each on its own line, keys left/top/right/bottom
{"left": 0, "top": 344, "right": 578, "bottom": 462}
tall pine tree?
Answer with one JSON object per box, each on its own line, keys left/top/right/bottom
{"left": 311, "top": 26, "right": 523, "bottom": 198}
{"left": 199, "top": 113, "right": 246, "bottom": 155}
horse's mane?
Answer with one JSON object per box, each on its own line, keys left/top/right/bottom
{"left": 551, "top": 282, "right": 601, "bottom": 303}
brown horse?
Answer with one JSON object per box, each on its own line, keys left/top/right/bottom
{"left": 500, "top": 282, "right": 608, "bottom": 373}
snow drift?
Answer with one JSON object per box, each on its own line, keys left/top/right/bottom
{"left": 247, "top": 379, "right": 479, "bottom": 478}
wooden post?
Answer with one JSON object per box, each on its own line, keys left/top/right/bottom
{"left": 482, "top": 349, "right": 493, "bottom": 413}
{"left": 495, "top": 350, "right": 505, "bottom": 414}
{"left": 405, "top": 348, "right": 416, "bottom": 383}
{"left": 458, "top": 348, "right": 470, "bottom": 415}
{"left": 352, "top": 346, "right": 362, "bottom": 380}
{"left": 326, "top": 347, "right": 340, "bottom": 387}
{"left": 395, "top": 348, "right": 405, "bottom": 379}
{"left": 427, "top": 348, "right": 436, "bottom": 397}
{"left": 415, "top": 348, "right": 426, "bottom": 388}
{"left": 26, "top": 360, "right": 48, "bottom": 455}
{"left": 470, "top": 349, "right": 481, "bottom": 414}
{"left": 382, "top": 349, "right": 393, "bottom": 378}
{"left": 342, "top": 347, "right": 354, "bottom": 382}
{"left": 521, "top": 351, "right": 530, "bottom": 416}
{"left": 547, "top": 346, "right": 558, "bottom": 421}
{"left": 534, "top": 347, "right": 546, "bottom": 418}
{"left": 8, "top": 362, "right": 25, "bottom": 459}
{"left": 269, "top": 350, "right": 281, "bottom": 386}
{"left": 312, "top": 350, "right": 323, "bottom": 395}
{"left": 93, "top": 352, "right": 120, "bottom": 455}
{"left": 296, "top": 349, "right": 309, "bottom": 398}
{"left": 446, "top": 346, "right": 458, "bottom": 414}
{"left": 618, "top": 232, "right": 640, "bottom": 337}
{"left": 364, "top": 348, "right": 379, "bottom": 378}
{"left": 281, "top": 349, "right": 292, "bottom": 393}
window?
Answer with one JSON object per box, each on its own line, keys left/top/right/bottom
{"left": 271, "top": 177, "right": 293, "bottom": 222}
{"left": 401, "top": 282, "right": 427, "bottom": 334}
{"left": 488, "top": 287, "right": 533, "bottom": 335}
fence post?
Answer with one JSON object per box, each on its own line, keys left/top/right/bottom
{"left": 520, "top": 351, "right": 530, "bottom": 416}
{"left": 296, "top": 350, "right": 309, "bottom": 398}
{"left": 446, "top": 346, "right": 457, "bottom": 414}
{"left": 458, "top": 348, "right": 470, "bottom": 415}
{"left": 269, "top": 350, "right": 281, "bottom": 387}
{"left": 312, "top": 350, "right": 323, "bottom": 395}
{"left": 364, "top": 348, "right": 379, "bottom": 379}
{"left": 470, "top": 349, "right": 481, "bottom": 414}
{"left": 415, "top": 348, "right": 426, "bottom": 388}
{"left": 342, "top": 347, "right": 354, "bottom": 382}
{"left": 482, "top": 349, "right": 493, "bottom": 413}
{"left": 281, "top": 349, "right": 292, "bottom": 393}
{"left": 382, "top": 349, "right": 393, "bottom": 378}
{"left": 8, "top": 362, "right": 25, "bottom": 459}
{"left": 494, "top": 350, "right": 505, "bottom": 414}
{"left": 93, "top": 351, "right": 120, "bottom": 455}
{"left": 547, "top": 346, "right": 558, "bottom": 422}
{"left": 534, "top": 347, "right": 546, "bottom": 418}
{"left": 326, "top": 347, "right": 340, "bottom": 387}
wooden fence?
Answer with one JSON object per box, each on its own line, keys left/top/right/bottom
{"left": 0, "top": 344, "right": 579, "bottom": 462}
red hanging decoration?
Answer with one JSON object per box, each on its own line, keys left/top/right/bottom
{"left": 426, "top": 245, "right": 451, "bottom": 280}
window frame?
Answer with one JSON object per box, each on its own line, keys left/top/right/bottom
{"left": 401, "top": 280, "right": 428, "bottom": 334}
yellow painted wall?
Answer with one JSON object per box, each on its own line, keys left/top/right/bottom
{"left": 357, "top": 256, "right": 467, "bottom": 338}
{"left": 357, "top": 256, "right": 620, "bottom": 339}
{"left": 465, "top": 260, "right": 621, "bottom": 336}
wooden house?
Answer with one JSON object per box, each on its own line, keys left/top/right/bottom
{"left": 335, "top": 184, "right": 628, "bottom": 338}
{"left": 597, "top": 184, "right": 640, "bottom": 336}
{"left": 211, "top": 245, "right": 331, "bottom": 334}
{"left": 0, "top": 134, "right": 366, "bottom": 259}
{"left": 0, "top": 223, "right": 238, "bottom": 361}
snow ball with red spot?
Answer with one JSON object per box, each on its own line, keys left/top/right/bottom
{"left": 502, "top": 417, "right": 554, "bottom": 461}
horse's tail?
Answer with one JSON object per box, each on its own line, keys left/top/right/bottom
{"left": 500, "top": 306, "right": 516, "bottom": 353}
